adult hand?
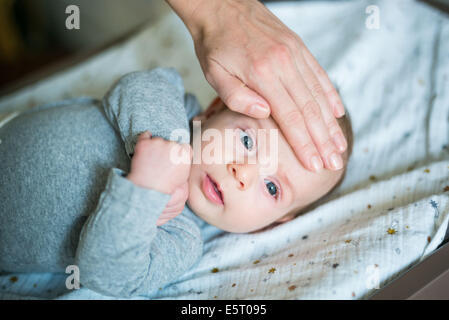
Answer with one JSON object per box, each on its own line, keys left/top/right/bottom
{"left": 166, "top": 0, "right": 347, "bottom": 172}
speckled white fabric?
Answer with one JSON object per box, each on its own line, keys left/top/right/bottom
{"left": 0, "top": 0, "right": 448, "bottom": 299}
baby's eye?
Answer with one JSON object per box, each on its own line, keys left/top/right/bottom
{"left": 264, "top": 179, "right": 279, "bottom": 198}
{"left": 239, "top": 130, "right": 254, "bottom": 151}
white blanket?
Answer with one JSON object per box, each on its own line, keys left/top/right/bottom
{"left": 0, "top": 0, "right": 448, "bottom": 300}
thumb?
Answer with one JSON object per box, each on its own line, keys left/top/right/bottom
{"left": 207, "top": 63, "right": 270, "bottom": 119}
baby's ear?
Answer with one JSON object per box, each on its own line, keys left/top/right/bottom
{"left": 195, "top": 97, "right": 226, "bottom": 121}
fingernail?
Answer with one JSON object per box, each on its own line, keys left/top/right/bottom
{"left": 336, "top": 105, "right": 345, "bottom": 118}
{"left": 333, "top": 132, "right": 347, "bottom": 152}
{"left": 330, "top": 152, "right": 343, "bottom": 170}
{"left": 250, "top": 104, "right": 270, "bottom": 117}
{"left": 310, "top": 155, "right": 323, "bottom": 173}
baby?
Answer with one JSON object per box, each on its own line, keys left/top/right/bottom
{"left": 185, "top": 96, "right": 353, "bottom": 234}
{"left": 0, "top": 68, "right": 352, "bottom": 297}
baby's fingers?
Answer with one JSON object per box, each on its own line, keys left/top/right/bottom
{"left": 156, "top": 202, "right": 186, "bottom": 226}
{"left": 156, "top": 183, "right": 189, "bottom": 226}
{"left": 137, "top": 130, "right": 152, "bottom": 142}
{"left": 165, "top": 182, "right": 189, "bottom": 209}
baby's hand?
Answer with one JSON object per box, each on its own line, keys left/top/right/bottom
{"left": 127, "top": 131, "right": 192, "bottom": 225}
{"left": 156, "top": 181, "right": 189, "bottom": 226}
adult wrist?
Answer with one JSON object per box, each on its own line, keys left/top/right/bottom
{"left": 165, "top": 0, "right": 221, "bottom": 39}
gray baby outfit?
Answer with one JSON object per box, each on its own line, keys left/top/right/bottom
{"left": 0, "top": 68, "right": 206, "bottom": 297}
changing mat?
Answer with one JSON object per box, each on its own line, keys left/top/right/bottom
{"left": 0, "top": 0, "right": 448, "bottom": 300}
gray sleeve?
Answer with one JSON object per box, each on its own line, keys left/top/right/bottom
{"left": 75, "top": 69, "right": 202, "bottom": 297}
{"left": 75, "top": 168, "right": 203, "bottom": 298}
{"left": 102, "top": 67, "right": 191, "bottom": 157}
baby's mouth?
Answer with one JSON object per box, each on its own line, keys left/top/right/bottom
{"left": 203, "top": 173, "right": 224, "bottom": 205}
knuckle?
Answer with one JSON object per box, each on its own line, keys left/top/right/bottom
{"left": 326, "top": 119, "right": 342, "bottom": 136}
{"left": 320, "top": 138, "right": 336, "bottom": 155}
{"left": 301, "top": 100, "right": 321, "bottom": 122}
{"left": 280, "top": 109, "right": 303, "bottom": 127}
{"left": 271, "top": 44, "right": 292, "bottom": 65}
{"left": 251, "top": 58, "right": 271, "bottom": 78}
{"left": 311, "top": 83, "right": 324, "bottom": 98}
{"left": 297, "top": 139, "right": 316, "bottom": 155}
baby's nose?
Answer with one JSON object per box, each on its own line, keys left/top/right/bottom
{"left": 227, "top": 163, "right": 257, "bottom": 190}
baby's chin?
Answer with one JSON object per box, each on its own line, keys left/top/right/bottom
{"left": 185, "top": 174, "right": 275, "bottom": 233}
{"left": 185, "top": 196, "right": 227, "bottom": 231}
{"left": 186, "top": 197, "right": 270, "bottom": 233}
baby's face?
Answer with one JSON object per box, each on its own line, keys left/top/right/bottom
{"left": 187, "top": 99, "right": 344, "bottom": 233}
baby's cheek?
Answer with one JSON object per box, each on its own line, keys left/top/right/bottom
{"left": 224, "top": 204, "right": 270, "bottom": 232}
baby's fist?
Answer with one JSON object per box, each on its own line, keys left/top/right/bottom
{"left": 127, "top": 131, "right": 192, "bottom": 194}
